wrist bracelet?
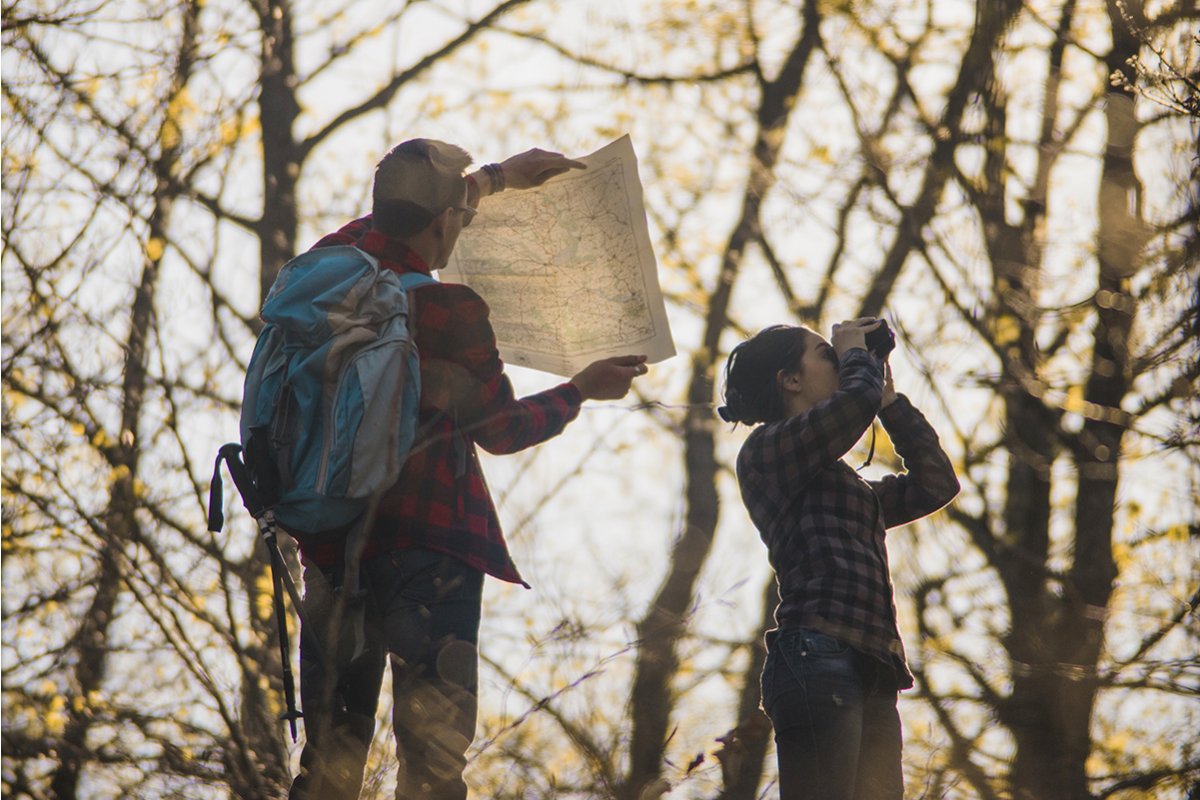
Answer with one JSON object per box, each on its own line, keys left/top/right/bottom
{"left": 481, "top": 162, "right": 505, "bottom": 193}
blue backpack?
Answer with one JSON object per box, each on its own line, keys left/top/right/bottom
{"left": 244, "top": 244, "right": 435, "bottom": 534}
{"left": 212, "top": 245, "right": 435, "bottom": 536}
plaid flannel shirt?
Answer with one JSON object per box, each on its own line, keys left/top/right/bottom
{"left": 294, "top": 215, "right": 583, "bottom": 585}
{"left": 736, "top": 349, "right": 959, "bottom": 688}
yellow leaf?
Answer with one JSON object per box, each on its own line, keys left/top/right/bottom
{"left": 45, "top": 709, "right": 68, "bottom": 736}
{"left": 993, "top": 314, "right": 1020, "bottom": 346}
{"left": 810, "top": 144, "right": 834, "bottom": 165}
{"left": 1063, "top": 385, "right": 1086, "bottom": 415}
{"left": 146, "top": 237, "right": 165, "bottom": 261}
{"left": 1166, "top": 524, "right": 1189, "bottom": 544}
{"left": 255, "top": 568, "right": 272, "bottom": 597}
{"left": 219, "top": 118, "right": 241, "bottom": 146}
{"left": 6, "top": 388, "right": 28, "bottom": 411}
{"left": 1112, "top": 542, "right": 1132, "bottom": 571}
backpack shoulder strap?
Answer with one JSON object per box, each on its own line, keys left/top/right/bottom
{"left": 397, "top": 271, "right": 436, "bottom": 335}
{"left": 397, "top": 271, "right": 437, "bottom": 290}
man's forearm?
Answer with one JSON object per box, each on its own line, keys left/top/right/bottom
{"left": 466, "top": 166, "right": 503, "bottom": 206}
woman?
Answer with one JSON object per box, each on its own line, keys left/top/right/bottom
{"left": 719, "top": 318, "right": 959, "bottom": 800}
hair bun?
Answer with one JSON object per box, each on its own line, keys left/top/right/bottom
{"left": 718, "top": 387, "right": 747, "bottom": 424}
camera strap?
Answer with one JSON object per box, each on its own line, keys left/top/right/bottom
{"left": 857, "top": 421, "right": 878, "bottom": 471}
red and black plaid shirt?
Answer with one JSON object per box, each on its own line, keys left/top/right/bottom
{"left": 736, "top": 349, "right": 959, "bottom": 688}
{"left": 295, "top": 215, "right": 583, "bottom": 584}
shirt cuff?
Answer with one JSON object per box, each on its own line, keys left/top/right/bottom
{"left": 559, "top": 381, "right": 584, "bottom": 407}
{"left": 840, "top": 348, "right": 881, "bottom": 372}
{"left": 878, "top": 394, "right": 913, "bottom": 424}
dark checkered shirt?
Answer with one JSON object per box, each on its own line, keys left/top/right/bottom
{"left": 294, "top": 215, "right": 583, "bottom": 585}
{"left": 736, "top": 349, "right": 959, "bottom": 688}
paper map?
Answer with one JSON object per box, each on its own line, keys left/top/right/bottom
{"left": 442, "top": 135, "right": 675, "bottom": 377}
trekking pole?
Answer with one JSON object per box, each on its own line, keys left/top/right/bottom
{"left": 209, "top": 444, "right": 307, "bottom": 742}
{"left": 260, "top": 509, "right": 302, "bottom": 742}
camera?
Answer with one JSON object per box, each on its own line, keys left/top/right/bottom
{"left": 864, "top": 320, "right": 895, "bottom": 359}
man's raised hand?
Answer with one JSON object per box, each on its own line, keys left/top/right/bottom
{"left": 499, "top": 148, "right": 586, "bottom": 190}
{"left": 570, "top": 355, "right": 648, "bottom": 401}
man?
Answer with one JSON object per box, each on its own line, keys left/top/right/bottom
{"left": 288, "top": 139, "right": 647, "bottom": 799}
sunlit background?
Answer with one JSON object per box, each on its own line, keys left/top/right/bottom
{"left": 3, "top": 1, "right": 1198, "bottom": 798}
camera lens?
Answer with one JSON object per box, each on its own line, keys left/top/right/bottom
{"left": 865, "top": 321, "right": 895, "bottom": 358}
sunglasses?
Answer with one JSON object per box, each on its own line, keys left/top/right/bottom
{"left": 452, "top": 205, "right": 477, "bottom": 227}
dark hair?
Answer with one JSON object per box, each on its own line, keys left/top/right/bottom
{"left": 718, "top": 325, "right": 810, "bottom": 424}
{"left": 372, "top": 199, "right": 437, "bottom": 237}
{"left": 371, "top": 138, "right": 470, "bottom": 237}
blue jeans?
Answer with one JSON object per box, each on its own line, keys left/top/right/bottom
{"left": 761, "top": 628, "right": 903, "bottom": 800}
{"left": 290, "top": 548, "right": 484, "bottom": 800}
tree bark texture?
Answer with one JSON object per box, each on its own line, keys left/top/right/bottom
{"left": 1003, "top": 6, "right": 1139, "bottom": 799}
{"left": 255, "top": 0, "right": 301, "bottom": 302}
{"left": 624, "top": 1, "right": 823, "bottom": 795}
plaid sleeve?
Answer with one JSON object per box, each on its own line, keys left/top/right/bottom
{"left": 739, "top": 349, "right": 883, "bottom": 491}
{"left": 416, "top": 284, "right": 582, "bottom": 455}
{"left": 870, "top": 396, "right": 960, "bottom": 527}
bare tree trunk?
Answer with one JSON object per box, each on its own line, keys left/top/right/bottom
{"left": 48, "top": 546, "right": 122, "bottom": 800}
{"left": 623, "top": 2, "right": 823, "bottom": 795}
{"left": 1006, "top": 5, "right": 1140, "bottom": 797}
{"left": 255, "top": 0, "right": 301, "bottom": 300}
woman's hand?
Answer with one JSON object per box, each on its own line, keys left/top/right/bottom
{"left": 881, "top": 360, "right": 897, "bottom": 407}
{"left": 830, "top": 318, "right": 882, "bottom": 358}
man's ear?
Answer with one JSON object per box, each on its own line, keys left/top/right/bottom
{"left": 429, "top": 207, "right": 453, "bottom": 237}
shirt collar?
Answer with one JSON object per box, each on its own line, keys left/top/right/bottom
{"left": 355, "top": 228, "right": 433, "bottom": 275}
